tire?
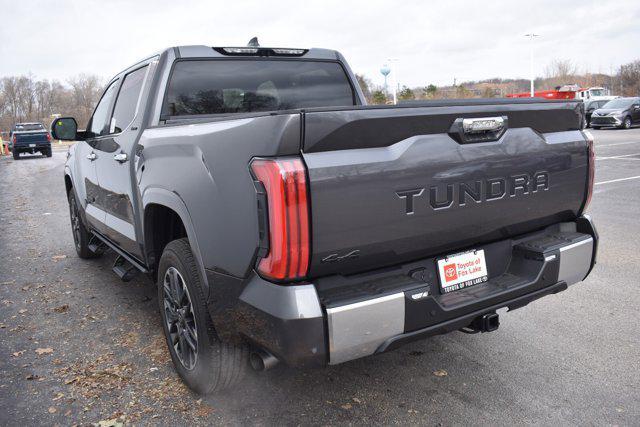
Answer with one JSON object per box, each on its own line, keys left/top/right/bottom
{"left": 621, "top": 116, "right": 632, "bottom": 129}
{"left": 45, "top": 148, "right": 52, "bottom": 157}
{"left": 592, "top": 126, "right": 601, "bottom": 130}
{"left": 158, "top": 238, "right": 248, "bottom": 394}
{"left": 12, "top": 150, "right": 19, "bottom": 160}
{"left": 67, "top": 190, "right": 99, "bottom": 259}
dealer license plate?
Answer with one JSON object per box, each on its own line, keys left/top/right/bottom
{"left": 437, "top": 250, "right": 488, "bottom": 293}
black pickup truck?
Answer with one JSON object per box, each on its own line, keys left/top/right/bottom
{"left": 52, "top": 43, "right": 598, "bottom": 394}
{"left": 11, "top": 122, "right": 52, "bottom": 159}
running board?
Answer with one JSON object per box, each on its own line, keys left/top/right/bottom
{"left": 89, "top": 231, "right": 149, "bottom": 277}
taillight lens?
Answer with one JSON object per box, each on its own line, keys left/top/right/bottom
{"left": 12, "top": 135, "right": 16, "bottom": 143}
{"left": 582, "top": 130, "right": 595, "bottom": 212}
{"left": 46, "top": 133, "right": 51, "bottom": 142}
{"left": 250, "top": 158, "right": 310, "bottom": 281}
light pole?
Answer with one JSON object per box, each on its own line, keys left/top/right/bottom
{"left": 387, "top": 58, "right": 399, "bottom": 104}
{"left": 525, "top": 33, "right": 540, "bottom": 97}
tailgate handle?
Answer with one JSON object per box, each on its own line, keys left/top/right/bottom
{"left": 449, "top": 116, "right": 508, "bottom": 144}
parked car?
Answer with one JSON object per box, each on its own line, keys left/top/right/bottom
{"left": 10, "top": 122, "right": 52, "bottom": 159}
{"left": 52, "top": 43, "right": 598, "bottom": 394}
{"left": 584, "top": 99, "right": 612, "bottom": 128}
{"left": 590, "top": 97, "right": 640, "bottom": 129}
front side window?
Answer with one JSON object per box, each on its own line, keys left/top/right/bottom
{"left": 163, "top": 60, "right": 355, "bottom": 117}
{"left": 87, "top": 81, "right": 119, "bottom": 138}
{"left": 111, "top": 66, "right": 148, "bottom": 133}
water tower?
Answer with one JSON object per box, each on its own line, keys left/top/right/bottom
{"left": 380, "top": 65, "right": 391, "bottom": 94}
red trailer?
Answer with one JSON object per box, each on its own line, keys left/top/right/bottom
{"left": 507, "top": 84, "right": 581, "bottom": 100}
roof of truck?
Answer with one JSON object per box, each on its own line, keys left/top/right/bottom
{"left": 174, "top": 45, "right": 341, "bottom": 61}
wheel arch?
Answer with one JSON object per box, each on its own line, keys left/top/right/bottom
{"left": 142, "top": 187, "right": 209, "bottom": 294}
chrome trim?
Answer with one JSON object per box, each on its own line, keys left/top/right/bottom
{"left": 327, "top": 292, "right": 405, "bottom": 365}
{"left": 558, "top": 237, "right": 593, "bottom": 285}
{"left": 462, "top": 116, "right": 505, "bottom": 134}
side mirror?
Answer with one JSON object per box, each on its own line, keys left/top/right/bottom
{"left": 51, "top": 117, "right": 81, "bottom": 141}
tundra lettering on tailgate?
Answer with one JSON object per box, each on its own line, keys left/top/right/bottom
{"left": 396, "top": 172, "right": 549, "bottom": 214}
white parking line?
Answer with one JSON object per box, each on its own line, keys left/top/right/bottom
{"left": 596, "top": 153, "right": 640, "bottom": 160}
{"left": 596, "top": 141, "right": 640, "bottom": 148}
{"left": 595, "top": 175, "right": 640, "bottom": 186}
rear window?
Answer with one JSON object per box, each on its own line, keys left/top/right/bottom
{"left": 14, "top": 123, "right": 44, "bottom": 131}
{"left": 163, "top": 60, "right": 355, "bottom": 117}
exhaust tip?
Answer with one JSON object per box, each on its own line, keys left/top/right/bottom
{"left": 249, "top": 349, "right": 279, "bottom": 371}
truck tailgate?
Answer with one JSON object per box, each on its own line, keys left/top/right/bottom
{"left": 301, "top": 100, "right": 588, "bottom": 278}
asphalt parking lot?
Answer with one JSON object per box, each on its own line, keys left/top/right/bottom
{"left": 1, "top": 128, "right": 639, "bottom": 425}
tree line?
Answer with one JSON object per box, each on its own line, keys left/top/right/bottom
{"left": 358, "top": 59, "right": 640, "bottom": 104}
{"left": 0, "top": 74, "right": 103, "bottom": 133}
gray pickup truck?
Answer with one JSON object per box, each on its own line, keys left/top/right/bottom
{"left": 52, "top": 43, "right": 598, "bottom": 394}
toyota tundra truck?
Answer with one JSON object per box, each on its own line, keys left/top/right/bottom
{"left": 52, "top": 42, "right": 598, "bottom": 394}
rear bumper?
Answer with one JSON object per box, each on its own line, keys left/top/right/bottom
{"left": 233, "top": 216, "right": 598, "bottom": 367}
{"left": 14, "top": 143, "right": 50, "bottom": 151}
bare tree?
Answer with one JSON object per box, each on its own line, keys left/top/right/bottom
{"left": 618, "top": 60, "right": 640, "bottom": 96}
{"left": 544, "top": 59, "right": 578, "bottom": 88}
{"left": 355, "top": 73, "right": 373, "bottom": 103}
{"left": 67, "top": 74, "right": 103, "bottom": 127}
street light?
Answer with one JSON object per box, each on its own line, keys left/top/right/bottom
{"left": 525, "top": 33, "right": 540, "bottom": 97}
{"left": 387, "top": 58, "right": 399, "bottom": 105}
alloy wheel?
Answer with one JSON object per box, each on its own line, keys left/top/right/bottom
{"left": 163, "top": 266, "right": 198, "bottom": 370}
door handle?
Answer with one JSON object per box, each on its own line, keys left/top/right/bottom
{"left": 113, "top": 153, "right": 128, "bottom": 163}
{"left": 86, "top": 152, "right": 97, "bottom": 161}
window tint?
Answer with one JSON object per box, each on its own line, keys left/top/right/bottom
{"left": 111, "top": 66, "right": 148, "bottom": 133}
{"left": 88, "top": 81, "right": 118, "bottom": 138}
{"left": 163, "top": 60, "right": 355, "bottom": 117}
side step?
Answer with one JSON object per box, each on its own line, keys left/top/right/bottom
{"left": 87, "top": 236, "right": 107, "bottom": 255}
{"left": 89, "top": 231, "right": 149, "bottom": 282}
{"left": 113, "top": 255, "right": 139, "bottom": 282}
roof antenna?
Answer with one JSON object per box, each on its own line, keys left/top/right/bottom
{"left": 248, "top": 37, "right": 260, "bottom": 47}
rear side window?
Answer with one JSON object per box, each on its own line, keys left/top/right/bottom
{"left": 163, "top": 60, "right": 355, "bottom": 117}
{"left": 111, "top": 66, "right": 148, "bottom": 133}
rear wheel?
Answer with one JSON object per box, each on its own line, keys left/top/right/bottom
{"left": 12, "top": 150, "right": 19, "bottom": 160}
{"left": 67, "top": 190, "right": 99, "bottom": 259}
{"left": 45, "top": 148, "right": 52, "bottom": 157}
{"left": 158, "top": 238, "right": 248, "bottom": 394}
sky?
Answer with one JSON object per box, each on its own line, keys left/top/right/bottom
{"left": 1, "top": 0, "right": 639, "bottom": 89}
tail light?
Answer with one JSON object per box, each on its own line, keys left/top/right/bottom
{"left": 12, "top": 135, "right": 16, "bottom": 143}
{"left": 582, "top": 130, "right": 595, "bottom": 212}
{"left": 46, "top": 133, "right": 51, "bottom": 142}
{"left": 250, "top": 158, "right": 310, "bottom": 281}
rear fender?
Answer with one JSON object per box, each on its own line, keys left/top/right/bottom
{"left": 141, "top": 187, "right": 209, "bottom": 294}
